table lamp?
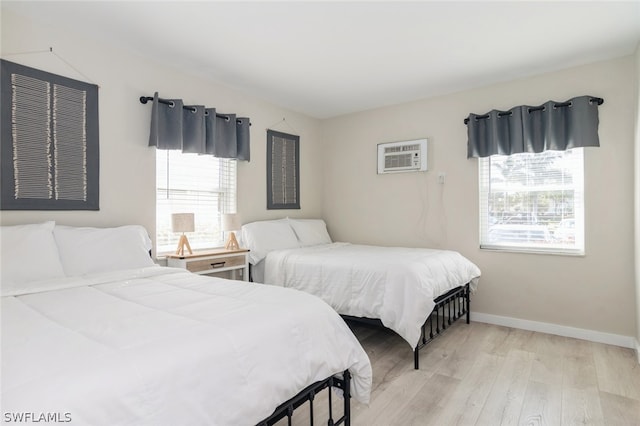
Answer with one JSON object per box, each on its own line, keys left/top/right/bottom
{"left": 172, "top": 213, "right": 194, "bottom": 256}
{"left": 222, "top": 213, "right": 241, "bottom": 251}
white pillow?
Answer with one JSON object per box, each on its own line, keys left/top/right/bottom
{"left": 241, "top": 219, "right": 300, "bottom": 264}
{"left": 54, "top": 225, "right": 154, "bottom": 276}
{"left": 288, "top": 219, "right": 332, "bottom": 247}
{"left": 0, "top": 222, "right": 66, "bottom": 293}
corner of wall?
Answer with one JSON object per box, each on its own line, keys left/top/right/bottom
{"left": 635, "top": 42, "right": 640, "bottom": 356}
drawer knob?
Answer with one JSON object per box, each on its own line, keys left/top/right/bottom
{"left": 211, "top": 261, "right": 226, "bottom": 269}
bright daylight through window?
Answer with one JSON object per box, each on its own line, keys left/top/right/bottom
{"left": 156, "top": 150, "right": 236, "bottom": 254}
{"left": 479, "top": 148, "right": 584, "bottom": 255}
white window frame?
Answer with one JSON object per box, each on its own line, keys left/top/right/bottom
{"left": 156, "top": 149, "right": 237, "bottom": 255}
{"left": 479, "top": 148, "right": 585, "bottom": 255}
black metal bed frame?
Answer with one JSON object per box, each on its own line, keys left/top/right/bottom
{"left": 256, "top": 370, "right": 351, "bottom": 426}
{"left": 343, "top": 283, "right": 471, "bottom": 370}
{"left": 413, "top": 283, "right": 470, "bottom": 369}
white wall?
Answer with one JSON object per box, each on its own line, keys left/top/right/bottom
{"left": 322, "top": 57, "right": 637, "bottom": 338}
{"left": 0, "top": 9, "right": 325, "bottom": 248}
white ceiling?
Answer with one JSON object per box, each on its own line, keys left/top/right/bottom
{"left": 4, "top": 1, "right": 640, "bottom": 119}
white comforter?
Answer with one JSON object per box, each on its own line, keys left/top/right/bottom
{"left": 264, "top": 243, "right": 481, "bottom": 348}
{"left": 1, "top": 266, "right": 371, "bottom": 426}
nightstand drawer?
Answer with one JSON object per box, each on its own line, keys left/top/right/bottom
{"left": 166, "top": 248, "right": 249, "bottom": 281}
{"left": 186, "top": 255, "right": 246, "bottom": 273}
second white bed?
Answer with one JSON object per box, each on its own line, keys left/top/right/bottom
{"left": 262, "top": 242, "right": 481, "bottom": 349}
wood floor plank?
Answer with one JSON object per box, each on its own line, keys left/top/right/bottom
{"left": 592, "top": 343, "right": 640, "bottom": 401}
{"left": 533, "top": 331, "right": 574, "bottom": 358}
{"left": 353, "top": 370, "right": 438, "bottom": 426}
{"left": 530, "top": 351, "right": 565, "bottom": 387}
{"left": 479, "top": 323, "right": 515, "bottom": 356}
{"left": 388, "top": 373, "right": 461, "bottom": 426}
{"left": 561, "top": 387, "right": 605, "bottom": 425}
{"left": 475, "top": 348, "right": 534, "bottom": 425}
{"left": 518, "top": 380, "right": 562, "bottom": 426}
{"left": 599, "top": 390, "right": 640, "bottom": 425}
{"left": 429, "top": 351, "right": 504, "bottom": 426}
{"left": 487, "top": 326, "right": 536, "bottom": 356}
{"left": 562, "top": 354, "right": 598, "bottom": 391}
{"left": 429, "top": 322, "right": 491, "bottom": 380}
{"left": 362, "top": 332, "right": 414, "bottom": 395}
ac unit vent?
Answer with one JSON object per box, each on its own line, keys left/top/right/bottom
{"left": 377, "top": 139, "right": 427, "bottom": 174}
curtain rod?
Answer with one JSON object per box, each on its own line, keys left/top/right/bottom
{"left": 139, "top": 96, "right": 250, "bottom": 126}
{"left": 463, "top": 97, "right": 603, "bottom": 125}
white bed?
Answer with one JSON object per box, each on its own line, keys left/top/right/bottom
{"left": 242, "top": 219, "right": 481, "bottom": 351}
{"left": 1, "top": 222, "right": 372, "bottom": 426}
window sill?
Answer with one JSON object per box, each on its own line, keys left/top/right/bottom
{"left": 480, "top": 245, "right": 585, "bottom": 257}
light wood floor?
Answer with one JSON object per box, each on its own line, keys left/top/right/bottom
{"left": 278, "top": 320, "right": 640, "bottom": 426}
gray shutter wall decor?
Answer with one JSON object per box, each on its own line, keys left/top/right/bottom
{"left": 267, "top": 129, "right": 300, "bottom": 210}
{"left": 0, "top": 59, "right": 99, "bottom": 210}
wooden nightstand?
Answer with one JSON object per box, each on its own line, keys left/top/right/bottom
{"left": 166, "top": 248, "right": 250, "bottom": 281}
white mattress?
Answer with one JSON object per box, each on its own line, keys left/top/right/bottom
{"left": 1, "top": 266, "right": 372, "bottom": 425}
{"left": 264, "top": 243, "right": 481, "bottom": 348}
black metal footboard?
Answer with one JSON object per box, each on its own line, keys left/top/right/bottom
{"left": 414, "top": 283, "right": 470, "bottom": 369}
{"left": 342, "top": 282, "right": 471, "bottom": 370}
{"left": 256, "top": 370, "right": 351, "bottom": 426}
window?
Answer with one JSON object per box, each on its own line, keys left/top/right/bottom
{"left": 479, "top": 148, "right": 584, "bottom": 255}
{"left": 156, "top": 150, "right": 236, "bottom": 254}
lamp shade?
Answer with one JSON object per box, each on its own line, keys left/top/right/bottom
{"left": 222, "top": 214, "right": 241, "bottom": 232}
{"left": 171, "top": 213, "right": 195, "bottom": 233}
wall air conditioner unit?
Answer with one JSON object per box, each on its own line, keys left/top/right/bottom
{"left": 377, "top": 138, "right": 428, "bottom": 174}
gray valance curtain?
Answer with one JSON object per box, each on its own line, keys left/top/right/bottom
{"left": 144, "top": 92, "right": 250, "bottom": 161}
{"left": 465, "top": 95, "right": 603, "bottom": 158}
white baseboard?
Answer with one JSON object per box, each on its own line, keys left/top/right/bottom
{"left": 471, "top": 312, "right": 636, "bottom": 350}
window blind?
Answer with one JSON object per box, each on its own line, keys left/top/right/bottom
{"left": 479, "top": 148, "right": 584, "bottom": 254}
{"left": 156, "top": 150, "right": 236, "bottom": 253}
